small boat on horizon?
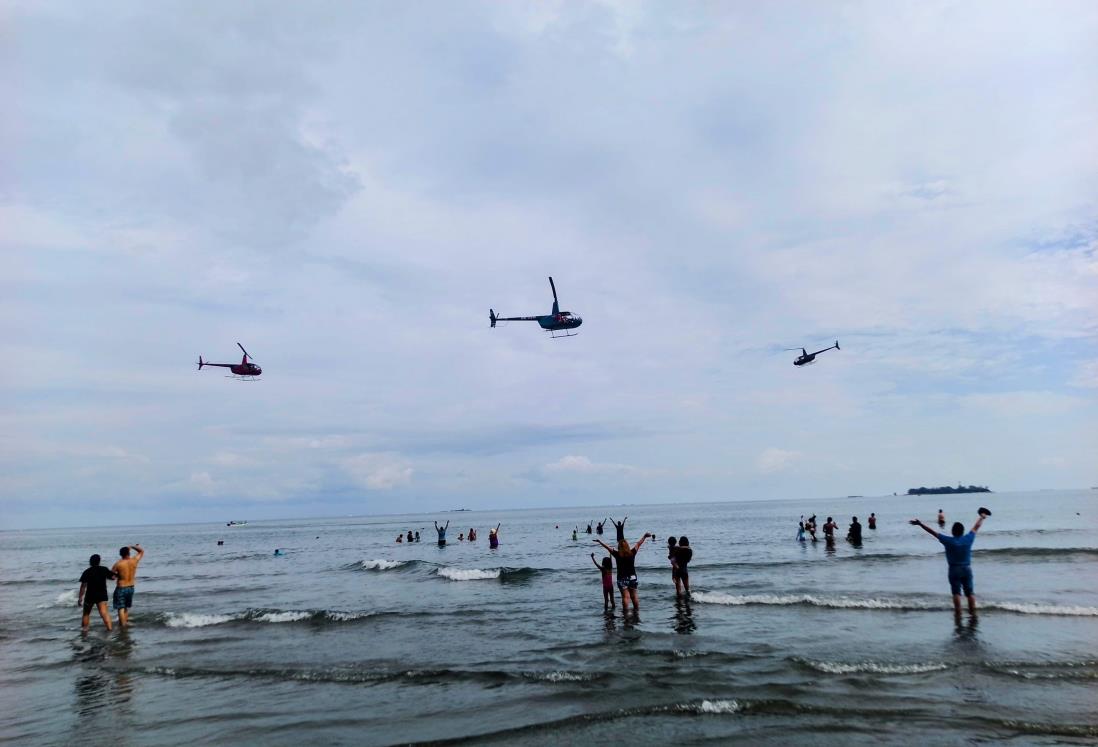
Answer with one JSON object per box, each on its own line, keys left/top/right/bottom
{"left": 227, "top": 520, "right": 248, "bottom": 527}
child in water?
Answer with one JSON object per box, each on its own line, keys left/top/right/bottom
{"left": 797, "top": 516, "right": 806, "bottom": 542}
{"left": 590, "top": 553, "right": 615, "bottom": 610}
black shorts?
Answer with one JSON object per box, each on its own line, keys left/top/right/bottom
{"left": 83, "top": 597, "right": 107, "bottom": 614}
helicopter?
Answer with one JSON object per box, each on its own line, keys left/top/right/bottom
{"left": 789, "top": 340, "right": 839, "bottom": 366}
{"left": 490, "top": 277, "right": 583, "bottom": 338}
{"left": 197, "top": 343, "right": 262, "bottom": 379}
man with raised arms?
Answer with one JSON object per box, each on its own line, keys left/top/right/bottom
{"left": 110, "top": 543, "right": 145, "bottom": 627}
{"left": 911, "top": 509, "right": 990, "bottom": 618}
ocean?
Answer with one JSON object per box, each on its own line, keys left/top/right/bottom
{"left": 2, "top": 489, "right": 1096, "bottom": 745}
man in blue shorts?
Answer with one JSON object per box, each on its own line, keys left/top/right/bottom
{"left": 911, "top": 509, "right": 989, "bottom": 618}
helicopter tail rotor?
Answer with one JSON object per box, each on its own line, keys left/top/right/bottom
{"left": 834, "top": 340, "right": 840, "bottom": 351}
{"left": 197, "top": 356, "right": 204, "bottom": 370}
{"left": 489, "top": 309, "right": 497, "bottom": 328}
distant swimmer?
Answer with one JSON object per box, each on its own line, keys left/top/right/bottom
{"left": 572, "top": 527, "right": 579, "bottom": 541}
{"left": 797, "top": 516, "right": 806, "bottom": 542}
{"left": 609, "top": 516, "right": 628, "bottom": 543}
{"left": 396, "top": 534, "right": 403, "bottom": 543}
{"left": 586, "top": 522, "right": 593, "bottom": 534}
{"left": 434, "top": 520, "right": 449, "bottom": 548}
{"left": 667, "top": 536, "right": 679, "bottom": 592}
{"left": 938, "top": 509, "right": 946, "bottom": 527}
{"left": 468, "top": 527, "right": 477, "bottom": 541}
{"left": 414, "top": 531, "right": 420, "bottom": 543}
{"left": 77, "top": 554, "right": 116, "bottom": 631}
{"left": 110, "top": 544, "right": 145, "bottom": 628}
{"left": 458, "top": 532, "right": 465, "bottom": 541}
{"left": 489, "top": 523, "right": 501, "bottom": 549}
{"left": 274, "top": 548, "right": 284, "bottom": 556}
{"left": 596, "top": 519, "right": 605, "bottom": 536}
{"left": 911, "top": 508, "right": 991, "bottom": 618}
{"left": 847, "top": 516, "right": 862, "bottom": 545}
{"left": 674, "top": 537, "right": 692, "bottom": 596}
{"left": 594, "top": 532, "right": 650, "bottom": 613}
{"left": 591, "top": 553, "right": 615, "bottom": 610}
{"left": 868, "top": 513, "right": 877, "bottom": 530}
{"left": 407, "top": 530, "right": 413, "bottom": 543}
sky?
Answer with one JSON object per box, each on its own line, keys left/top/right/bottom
{"left": 3, "top": 1, "right": 1097, "bottom": 528}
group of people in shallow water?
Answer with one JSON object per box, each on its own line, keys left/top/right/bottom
{"left": 797, "top": 513, "right": 876, "bottom": 546}
{"left": 585, "top": 517, "right": 693, "bottom": 613}
{"left": 397, "top": 521, "right": 501, "bottom": 548}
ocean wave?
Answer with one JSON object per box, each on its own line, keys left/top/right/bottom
{"left": 141, "top": 664, "right": 604, "bottom": 687}
{"left": 691, "top": 591, "right": 937, "bottom": 611}
{"left": 160, "top": 609, "right": 377, "bottom": 628}
{"left": 985, "top": 659, "right": 1098, "bottom": 680}
{"left": 37, "top": 589, "right": 77, "bottom": 608}
{"left": 677, "top": 699, "right": 742, "bottom": 714}
{"left": 976, "top": 546, "right": 1098, "bottom": 560}
{"left": 437, "top": 567, "right": 501, "bottom": 581}
{"left": 357, "top": 559, "right": 408, "bottom": 571}
{"left": 796, "top": 658, "right": 949, "bottom": 675}
{"left": 691, "top": 592, "right": 1098, "bottom": 616}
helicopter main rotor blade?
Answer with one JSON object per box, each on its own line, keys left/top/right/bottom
{"left": 237, "top": 342, "right": 255, "bottom": 361}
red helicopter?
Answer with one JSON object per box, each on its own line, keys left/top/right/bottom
{"left": 197, "top": 343, "right": 262, "bottom": 380}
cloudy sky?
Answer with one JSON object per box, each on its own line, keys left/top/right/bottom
{"left": 3, "top": 1, "right": 1096, "bottom": 528}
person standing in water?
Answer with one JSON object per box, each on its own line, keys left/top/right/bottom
{"left": 572, "top": 527, "right": 579, "bottom": 541}
{"left": 911, "top": 509, "right": 990, "bottom": 618}
{"left": 406, "top": 530, "right": 413, "bottom": 543}
{"left": 667, "top": 536, "right": 680, "bottom": 594}
{"left": 591, "top": 553, "right": 615, "bottom": 610}
{"left": 596, "top": 520, "right": 605, "bottom": 536}
{"left": 595, "top": 532, "right": 650, "bottom": 613}
{"left": 434, "top": 520, "right": 449, "bottom": 547}
{"left": 77, "top": 554, "right": 116, "bottom": 631}
{"left": 937, "top": 509, "right": 946, "bottom": 527}
{"left": 806, "top": 515, "right": 818, "bottom": 542}
{"left": 110, "top": 544, "right": 144, "bottom": 628}
{"left": 847, "top": 516, "right": 862, "bottom": 545}
{"left": 823, "top": 517, "right": 837, "bottom": 543}
{"left": 414, "top": 531, "right": 420, "bottom": 542}
{"left": 488, "top": 523, "right": 500, "bottom": 549}
{"left": 609, "top": 516, "right": 628, "bottom": 543}
{"left": 468, "top": 527, "right": 477, "bottom": 541}
{"left": 797, "top": 516, "right": 806, "bottom": 542}
{"left": 673, "top": 537, "right": 692, "bottom": 596}
{"left": 868, "top": 513, "right": 877, "bottom": 530}
{"left": 586, "top": 522, "right": 593, "bottom": 534}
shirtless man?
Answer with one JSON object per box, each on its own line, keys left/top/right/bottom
{"left": 110, "top": 544, "right": 145, "bottom": 627}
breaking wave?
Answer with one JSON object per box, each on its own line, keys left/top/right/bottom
{"left": 795, "top": 658, "right": 949, "bottom": 675}
{"left": 436, "top": 567, "right": 500, "bottom": 581}
{"left": 159, "top": 609, "right": 377, "bottom": 628}
{"left": 691, "top": 592, "right": 1098, "bottom": 616}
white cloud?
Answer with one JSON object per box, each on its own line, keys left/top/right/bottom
{"left": 342, "top": 453, "right": 413, "bottom": 490}
{"left": 543, "top": 455, "right": 638, "bottom": 476}
{"left": 757, "top": 448, "right": 801, "bottom": 475}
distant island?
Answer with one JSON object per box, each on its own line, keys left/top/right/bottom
{"left": 907, "top": 484, "right": 991, "bottom": 495}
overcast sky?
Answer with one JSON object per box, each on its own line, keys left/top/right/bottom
{"left": 3, "top": 1, "right": 1096, "bottom": 528}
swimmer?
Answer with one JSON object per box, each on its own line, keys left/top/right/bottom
{"left": 572, "top": 527, "right": 579, "bottom": 541}
{"left": 110, "top": 544, "right": 144, "bottom": 628}
{"left": 414, "top": 531, "right": 420, "bottom": 542}
{"left": 667, "top": 536, "right": 680, "bottom": 594}
{"left": 591, "top": 552, "right": 615, "bottom": 610}
{"left": 868, "top": 513, "right": 877, "bottom": 530}
{"left": 434, "top": 520, "right": 449, "bottom": 547}
{"left": 396, "top": 534, "right": 403, "bottom": 543}
{"left": 596, "top": 519, "right": 605, "bottom": 536}
{"left": 609, "top": 516, "right": 628, "bottom": 543}
{"left": 823, "top": 516, "right": 837, "bottom": 543}
{"left": 274, "top": 548, "right": 284, "bottom": 556}
{"left": 77, "top": 554, "right": 116, "bottom": 631}
{"left": 797, "top": 516, "right": 806, "bottom": 542}
{"left": 847, "top": 516, "right": 862, "bottom": 545}
{"left": 488, "top": 523, "right": 500, "bottom": 549}
{"left": 806, "top": 515, "right": 818, "bottom": 542}
{"left": 594, "top": 533, "right": 649, "bottom": 613}
{"left": 586, "top": 522, "right": 593, "bottom": 534}
{"left": 468, "top": 527, "right": 477, "bottom": 541}
{"left": 407, "top": 530, "right": 413, "bottom": 543}
{"left": 938, "top": 509, "right": 946, "bottom": 527}
{"left": 458, "top": 532, "right": 465, "bottom": 541}
{"left": 912, "top": 508, "right": 990, "bottom": 618}
{"left": 674, "top": 537, "right": 692, "bottom": 596}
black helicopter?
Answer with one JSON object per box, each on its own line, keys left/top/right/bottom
{"left": 198, "top": 343, "right": 262, "bottom": 379}
{"left": 789, "top": 341, "right": 839, "bottom": 366}
{"left": 490, "top": 277, "right": 583, "bottom": 338}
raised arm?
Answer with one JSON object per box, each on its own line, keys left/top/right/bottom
{"left": 590, "top": 553, "right": 603, "bottom": 569}
{"left": 593, "top": 538, "right": 613, "bottom": 552}
{"left": 132, "top": 544, "right": 144, "bottom": 562}
{"left": 445, "top": 520, "right": 450, "bottom": 530}
{"left": 495, "top": 523, "right": 501, "bottom": 533}
{"left": 633, "top": 533, "right": 649, "bottom": 552}
{"left": 434, "top": 521, "right": 439, "bottom": 530}
{"left": 910, "top": 519, "right": 939, "bottom": 538}
{"left": 971, "top": 513, "right": 987, "bottom": 533}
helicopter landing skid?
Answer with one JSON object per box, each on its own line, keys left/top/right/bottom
{"left": 548, "top": 330, "right": 577, "bottom": 338}
{"left": 225, "top": 375, "right": 262, "bottom": 381}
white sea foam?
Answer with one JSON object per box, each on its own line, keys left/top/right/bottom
{"left": 804, "top": 660, "right": 949, "bottom": 675}
{"left": 988, "top": 602, "right": 1098, "bottom": 617}
{"left": 40, "top": 589, "right": 78, "bottom": 608}
{"left": 359, "top": 559, "right": 404, "bottom": 571}
{"left": 255, "top": 610, "right": 312, "bottom": 623}
{"left": 165, "top": 613, "right": 235, "bottom": 628}
{"left": 436, "top": 567, "right": 500, "bottom": 581}
{"left": 538, "top": 671, "right": 593, "bottom": 682}
{"left": 681, "top": 699, "right": 741, "bottom": 714}
{"left": 691, "top": 592, "right": 935, "bottom": 610}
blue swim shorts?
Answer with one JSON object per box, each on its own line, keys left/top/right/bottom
{"left": 947, "top": 566, "right": 973, "bottom": 597}
{"left": 616, "top": 576, "right": 638, "bottom": 591}
{"left": 113, "top": 585, "right": 135, "bottom": 610}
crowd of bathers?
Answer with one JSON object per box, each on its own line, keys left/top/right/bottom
{"left": 797, "top": 513, "right": 877, "bottom": 545}
{"left": 587, "top": 517, "right": 691, "bottom": 613}
{"left": 396, "top": 521, "right": 502, "bottom": 548}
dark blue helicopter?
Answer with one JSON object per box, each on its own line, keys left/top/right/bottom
{"left": 791, "top": 341, "right": 839, "bottom": 366}
{"left": 490, "top": 277, "right": 583, "bottom": 338}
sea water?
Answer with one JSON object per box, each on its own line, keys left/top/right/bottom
{"left": 1, "top": 489, "right": 1096, "bottom": 745}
